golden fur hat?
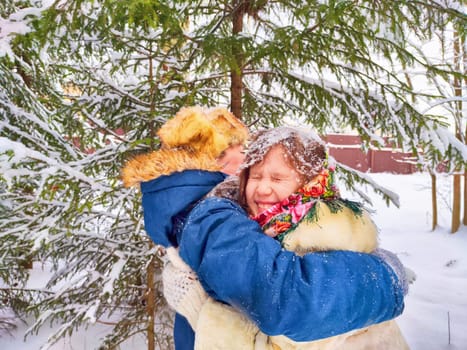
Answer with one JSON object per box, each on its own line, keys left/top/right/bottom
{"left": 205, "top": 107, "right": 249, "bottom": 150}
{"left": 157, "top": 106, "right": 248, "bottom": 158}
{"left": 121, "top": 106, "right": 248, "bottom": 188}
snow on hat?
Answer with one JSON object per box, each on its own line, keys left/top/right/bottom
{"left": 240, "top": 126, "right": 327, "bottom": 180}
{"left": 157, "top": 106, "right": 248, "bottom": 159}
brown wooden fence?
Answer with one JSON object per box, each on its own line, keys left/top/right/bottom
{"left": 323, "top": 134, "right": 418, "bottom": 174}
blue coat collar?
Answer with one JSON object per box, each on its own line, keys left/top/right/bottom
{"left": 140, "top": 170, "right": 227, "bottom": 247}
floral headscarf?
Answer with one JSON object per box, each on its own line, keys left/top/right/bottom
{"left": 250, "top": 165, "right": 362, "bottom": 242}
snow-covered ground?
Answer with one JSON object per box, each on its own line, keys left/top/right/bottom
{"left": 368, "top": 173, "right": 467, "bottom": 350}
{"left": 2, "top": 172, "right": 467, "bottom": 349}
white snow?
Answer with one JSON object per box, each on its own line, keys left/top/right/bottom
{"left": 1, "top": 172, "right": 466, "bottom": 349}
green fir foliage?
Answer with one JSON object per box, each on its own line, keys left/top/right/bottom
{"left": 0, "top": 0, "right": 466, "bottom": 348}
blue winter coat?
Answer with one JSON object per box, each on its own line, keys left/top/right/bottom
{"left": 179, "top": 197, "right": 405, "bottom": 341}
{"left": 141, "top": 170, "right": 405, "bottom": 346}
{"left": 141, "top": 170, "right": 227, "bottom": 247}
{"left": 141, "top": 170, "right": 227, "bottom": 350}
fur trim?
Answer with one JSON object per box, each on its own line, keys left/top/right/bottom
{"left": 282, "top": 202, "right": 378, "bottom": 255}
{"left": 195, "top": 298, "right": 260, "bottom": 350}
{"left": 157, "top": 106, "right": 248, "bottom": 160}
{"left": 121, "top": 148, "right": 220, "bottom": 188}
{"left": 205, "top": 176, "right": 240, "bottom": 202}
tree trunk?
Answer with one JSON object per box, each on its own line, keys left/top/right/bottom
{"left": 146, "top": 253, "right": 156, "bottom": 350}
{"left": 230, "top": 0, "right": 244, "bottom": 120}
{"left": 148, "top": 47, "right": 159, "bottom": 150}
{"left": 451, "top": 30, "right": 462, "bottom": 233}
{"left": 430, "top": 171, "right": 438, "bottom": 231}
{"left": 452, "top": 175, "right": 461, "bottom": 233}
{"left": 146, "top": 49, "right": 157, "bottom": 350}
{"left": 463, "top": 32, "right": 467, "bottom": 227}
{"left": 464, "top": 169, "right": 467, "bottom": 226}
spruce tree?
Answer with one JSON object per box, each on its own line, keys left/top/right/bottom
{"left": 0, "top": 1, "right": 466, "bottom": 349}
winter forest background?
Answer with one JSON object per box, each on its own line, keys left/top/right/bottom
{"left": 0, "top": 1, "right": 466, "bottom": 349}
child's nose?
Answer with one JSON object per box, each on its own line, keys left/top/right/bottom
{"left": 256, "top": 180, "right": 273, "bottom": 195}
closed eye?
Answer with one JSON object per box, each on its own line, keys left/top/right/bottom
{"left": 271, "top": 176, "right": 285, "bottom": 181}
{"left": 271, "top": 173, "right": 290, "bottom": 181}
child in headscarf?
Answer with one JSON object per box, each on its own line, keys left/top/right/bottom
{"left": 238, "top": 127, "right": 379, "bottom": 254}
{"left": 238, "top": 127, "right": 409, "bottom": 349}
{"left": 170, "top": 126, "right": 409, "bottom": 349}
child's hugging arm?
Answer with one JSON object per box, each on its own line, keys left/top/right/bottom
{"left": 162, "top": 247, "right": 208, "bottom": 329}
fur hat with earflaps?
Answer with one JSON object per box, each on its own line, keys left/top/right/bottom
{"left": 121, "top": 106, "right": 249, "bottom": 188}
{"left": 158, "top": 106, "right": 249, "bottom": 158}
{"left": 205, "top": 107, "right": 249, "bottom": 151}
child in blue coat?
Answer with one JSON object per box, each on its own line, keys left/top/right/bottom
{"left": 122, "top": 106, "right": 249, "bottom": 349}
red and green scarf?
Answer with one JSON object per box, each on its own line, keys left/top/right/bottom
{"left": 250, "top": 166, "right": 362, "bottom": 243}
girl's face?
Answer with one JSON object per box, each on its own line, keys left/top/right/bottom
{"left": 246, "top": 145, "right": 303, "bottom": 216}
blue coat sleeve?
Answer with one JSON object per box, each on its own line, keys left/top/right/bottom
{"left": 178, "top": 198, "right": 405, "bottom": 342}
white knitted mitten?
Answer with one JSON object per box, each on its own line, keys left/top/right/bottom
{"left": 162, "top": 247, "right": 208, "bottom": 328}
